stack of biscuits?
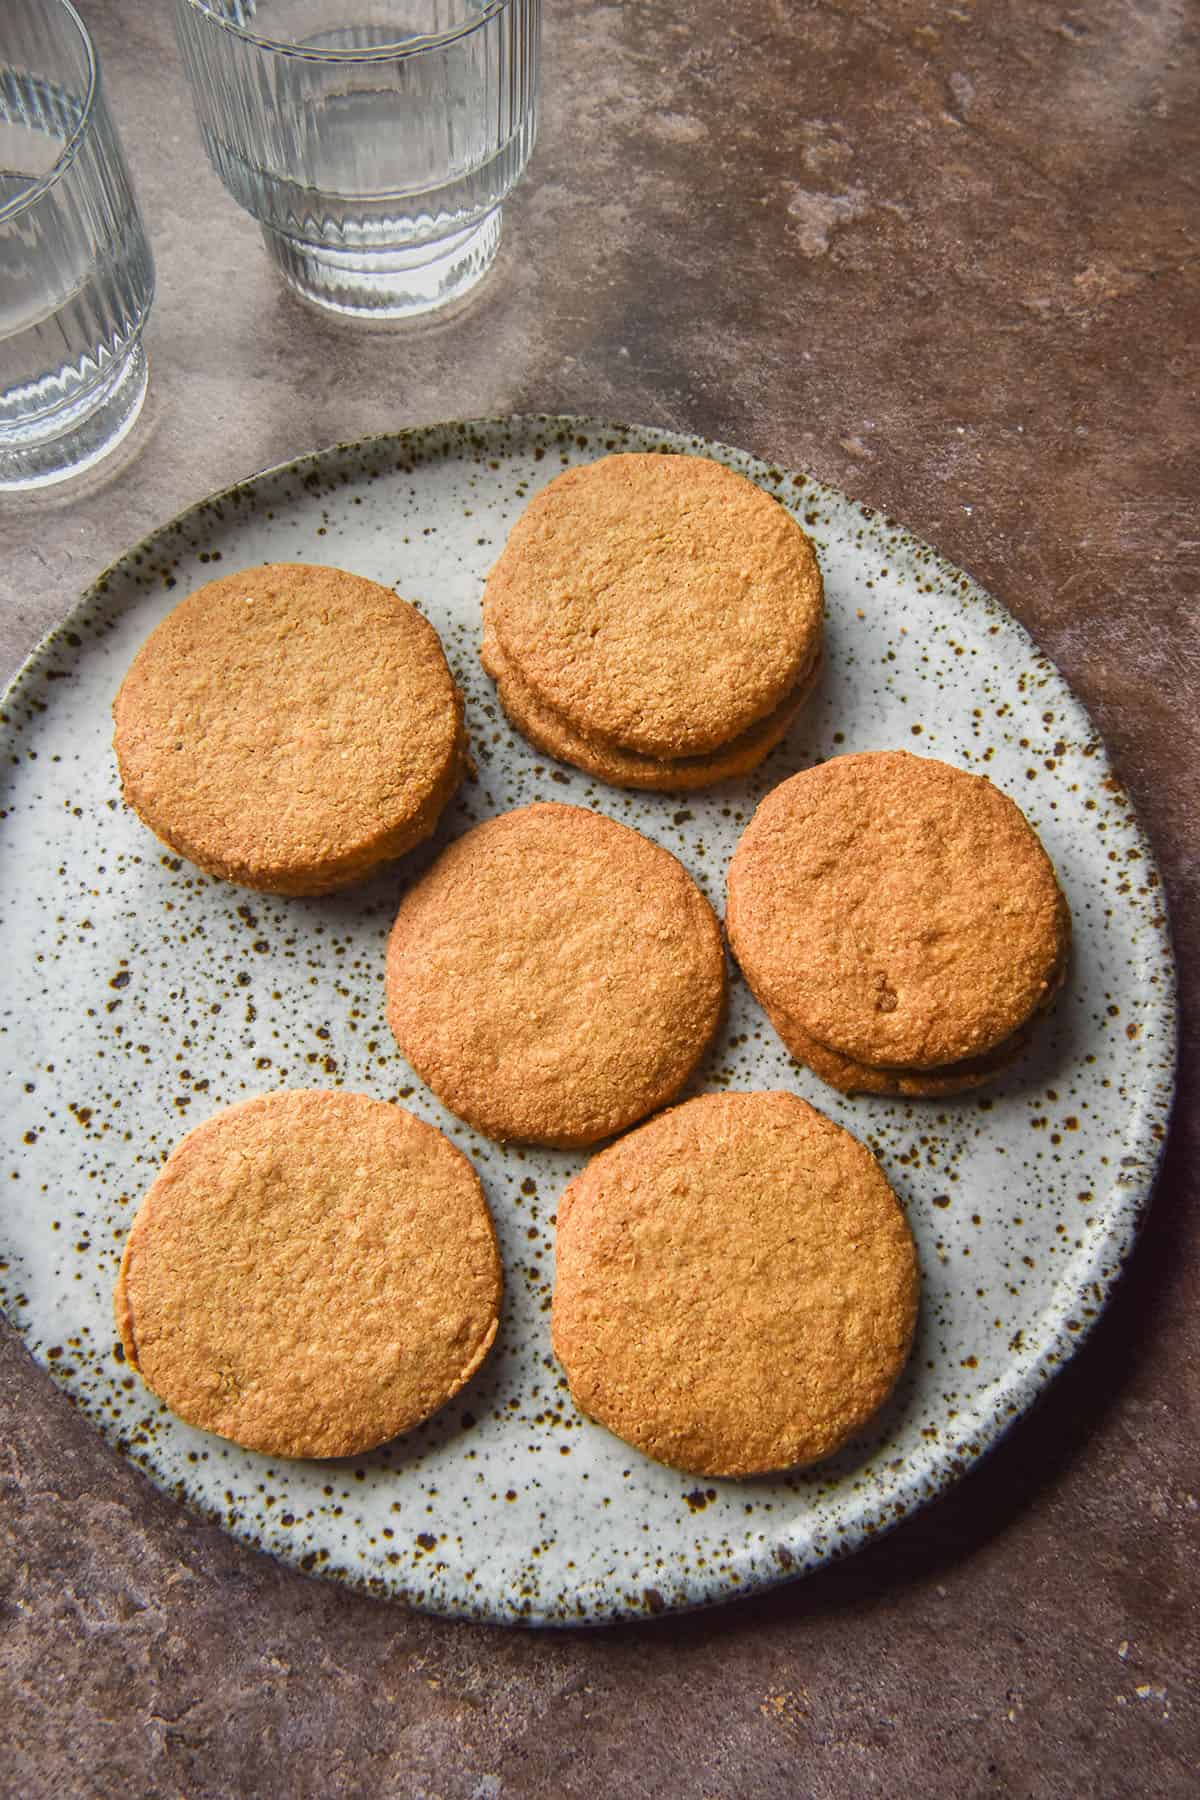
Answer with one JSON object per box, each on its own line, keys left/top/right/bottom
{"left": 726, "top": 751, "right": 1071, "bottom": 1095}
{"left": 481, "top": 452, "right": 825, "bottom": 791}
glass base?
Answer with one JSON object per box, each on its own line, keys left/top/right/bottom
{"left": 262, "top": 210, "right": 503, "bottom": 319}
{"left": 0, "top": 338, "right": 149, "bottom": 493}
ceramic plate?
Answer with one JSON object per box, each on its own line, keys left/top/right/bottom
{"left": 0, "top": 417, "right": 1176, "bottom": 1625}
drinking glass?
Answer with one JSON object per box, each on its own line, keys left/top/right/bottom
{"left": 0, "top": 0, "right": 155, "bottom": 491}
{"left": 170, "top": 1, "right": 541, "bottom": 319}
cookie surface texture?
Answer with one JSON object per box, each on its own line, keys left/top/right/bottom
{"left": 385, "top": 802, "right": 725, "bottom": 1147}
{"left": 726, "top": 751, "right": 1070, "bottom": 1070}
{"left": 552, "top": 1090, "right": 919, "bottom": 1477}
{"left": 113, "top": 562, "right": 464, "bottom": 894}
{"left": 114, "top": 1090, "right": 502, "bottom": 1459}
{"left": 482, "top": 619, "right": 819, "bottom": 792}
{"left": 483, "top": 453, "right": 824, "bottom": 758}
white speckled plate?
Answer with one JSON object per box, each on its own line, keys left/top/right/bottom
{"left": 0, "top": 417, "right": 1176, "bottom": 1625}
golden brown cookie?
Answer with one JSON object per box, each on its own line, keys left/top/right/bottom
{"left": 483, "top": 453, "right": 824, "bottom": 759}
{"left": 552, "top": 1090, "right": 919, "bottom": 1477}
{"left": 114, "top": 1090, "right": 501, "bottom": 1459}
{"left": 482, "top": 616, "right": 821, "bottom": 792}
{"left": 385, "top": 802, "right": 725, "bottom": 1147}
{"left": 726, "top": 751, "right": 1070, "bottom": 1074}
{"left": 113, "top": 562, "right": 465, "bottom": 895}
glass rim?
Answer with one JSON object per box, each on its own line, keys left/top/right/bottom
{"left": 0, "top": 0, "right": 101, "bottom": 228}
{"left": 176, "top": 0, "right": 518, "bottom": 61}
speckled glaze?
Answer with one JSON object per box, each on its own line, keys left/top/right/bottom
{"left": 0, "top": 417, "right": 1176, "bottom": 1626}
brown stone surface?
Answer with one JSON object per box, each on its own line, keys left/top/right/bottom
{"left": 1, "top": 1, "right": 1196, "bottom": 1793}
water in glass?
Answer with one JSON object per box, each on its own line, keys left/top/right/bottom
{"left": 171, "top": 1, "right": 539, "bottom": 317}
{"left": 0, "top": 6, "right": 155, "bottom": 489}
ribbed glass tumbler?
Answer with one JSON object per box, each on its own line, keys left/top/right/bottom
{"left": 0, "top": 0, "right": 155, "bottom": 490}
{"left": 170, "top": 0, "right": 540, "bottom": 319}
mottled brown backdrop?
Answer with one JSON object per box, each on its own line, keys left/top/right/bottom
{"left": 2, "top": 2, "right": 1196, "bottom": 1795}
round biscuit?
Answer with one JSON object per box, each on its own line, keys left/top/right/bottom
{"left": 114, "top": 1091, "right": 502, "bottom": 1459}
{"left": 483, "top": 453, "right": 823, "bottom": 758}
{"left": 726, "top": 751, "right": 1070, "bottom": 1069}
{"left": 113, "top": 563, "right": 464, "bottom": 894}
{"left": 385, "top": 803, "right": 726, "bottom": 1147}
{"left": 551, "top": 1090, "right": 919, "bottom": 1477}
